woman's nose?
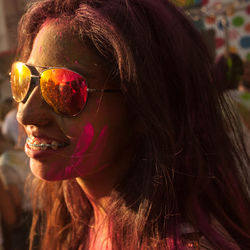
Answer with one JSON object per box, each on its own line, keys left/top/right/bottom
{"left": 16, "top": 85, "right": 52, "bottom": 127}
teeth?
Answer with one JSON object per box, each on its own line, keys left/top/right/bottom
{"left": 27, "top": 137, "right": 66, "bottom": 150}
{"left": 40, "top": 144, "right": 48, "bottom": 150}
{"left": 51, "top": 141, "right": 59, "bottom": 150}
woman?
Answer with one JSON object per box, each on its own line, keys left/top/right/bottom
{"left": 11, "top": 0, "right": 250, "bottom": 249}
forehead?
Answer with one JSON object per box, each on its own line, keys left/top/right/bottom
{"left": 28, "top": 21, "right": 103, "bottom": 76}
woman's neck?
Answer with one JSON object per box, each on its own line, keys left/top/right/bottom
{"left": 75, "top": 147, "right": 134, "bottom": 249}
{"left": 76, "top": 178, "right": 112, "bottom": 249}
{"left": 75, "top": 143, "right": 133, "bottom": 206}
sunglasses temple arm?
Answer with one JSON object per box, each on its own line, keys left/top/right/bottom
{"left": 87, "top": 88, "right": 120, "bottom": 93}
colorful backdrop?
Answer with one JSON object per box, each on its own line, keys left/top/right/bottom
{"left": 173, "top": 0, "right": 250, "bottom": 61}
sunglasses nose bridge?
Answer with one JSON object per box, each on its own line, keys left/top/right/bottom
{"left": 30, "top": 75, "right": 41, "bottom": 84}
{"left": 21, "top": 75, "right": 40, "bottom": 103}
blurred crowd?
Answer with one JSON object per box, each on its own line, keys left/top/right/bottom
{"left": 0, "top": 100, "right": 31, "bottom": 250}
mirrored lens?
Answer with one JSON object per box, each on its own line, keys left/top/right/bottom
{"left": 11, "top": 62, "right": 31, "bottom": 102}
{"left": 40, "top": 69, "right": 88, "bottom": 116}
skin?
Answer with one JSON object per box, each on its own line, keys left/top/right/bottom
{"left": 17, "top": 21, "right": 136, "bottom": 213}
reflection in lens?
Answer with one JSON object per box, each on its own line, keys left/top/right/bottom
{"left": 11, "top": 62, "right": 31, "bottom": 102}
{"left": 40, "top": 69, "right": 88, "bottom": 116}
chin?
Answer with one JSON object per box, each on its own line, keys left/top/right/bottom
{"left": 29, "top": 152, "right": 107, "bottom": 181}
{"left": 30, "top": 159, "right": 72, "bottom": 181}
{"left": 29, "top": 158, "right": 93, "bottom": 181}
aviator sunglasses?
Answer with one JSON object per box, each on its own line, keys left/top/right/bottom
{"left": 10, "top": 62, "right": 120, "bottom": 116}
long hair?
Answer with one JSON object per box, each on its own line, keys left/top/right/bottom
{"left": 18, "top": 0, "right": 250, "bottom": 249}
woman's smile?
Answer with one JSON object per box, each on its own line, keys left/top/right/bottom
{"left": 26, "top": 136, "right": 68, "bottom": 150}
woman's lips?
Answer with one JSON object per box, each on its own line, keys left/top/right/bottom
{"left": 26, "top": 136, "right": 68, "bottom": 150}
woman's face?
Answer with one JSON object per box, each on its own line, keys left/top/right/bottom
{"left": 17, "top": 21, "right": 135, "bottom": 181}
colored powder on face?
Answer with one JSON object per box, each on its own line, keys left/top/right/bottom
{"left": 64, "top": 123, "right": 94, "bottom": 176}
{"left": 93, "top": 126, "right": 108, "bottom": 151}
{"left": 73, "top": 123, "right": 94, "bottom": 157}
{"left": 64, "top": 164, "right": 74, "bottom": 177}
{"left": 66, "top": 125, "right": 109, "bottom": 177}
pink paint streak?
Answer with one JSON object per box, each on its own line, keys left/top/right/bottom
{"left": 66, "top": 125, "right": 109, "bottom": 177}
{"left": 65, "top": 123, "right": 94, "bottom": 176}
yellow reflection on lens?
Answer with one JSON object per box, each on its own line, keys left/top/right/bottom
{"left": 11, "top": 62, "right": 31, "bottom": 102}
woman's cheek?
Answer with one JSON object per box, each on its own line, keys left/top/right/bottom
{"left": 64, "top": 124, "right": 109, "bottom": 178}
